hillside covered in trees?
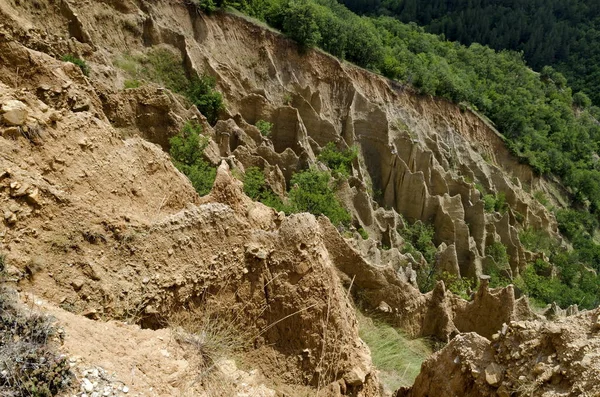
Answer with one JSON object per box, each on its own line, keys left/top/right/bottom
{"left": 339, "top": 0, "right": 600, "bottom": 107}
{"left": 198, "top": 0, "right": 600, "bottom": 307}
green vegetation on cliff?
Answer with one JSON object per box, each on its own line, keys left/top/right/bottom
{"left": 231, "top": 0, "right": 600, "bottom": 308}
{"left": 169, "top": 122, "right": 216, "bottom": 196}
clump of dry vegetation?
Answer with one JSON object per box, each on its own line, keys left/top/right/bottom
{"left": 0, "top": 254, "right": 72, "bottom": 397}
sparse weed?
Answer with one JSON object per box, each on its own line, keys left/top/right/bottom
{"left": 169, "top": 291, "right": 254, "bottom": 386}
{"left": 283, "top": 93, "right": 292, "bottom": 105}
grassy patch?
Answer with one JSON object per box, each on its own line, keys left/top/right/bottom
{"left": 124, "top": 79, "right": 142, "bottom": 89}
{"left": 357, "top": 311, "right": 431, "bottom": 392}
{"left": 61, "top": 54, "right": 89, "bottom": 76}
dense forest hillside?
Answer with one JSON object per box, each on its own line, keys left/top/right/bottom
{"left": 218, "top": 0, "right": 600, "bottom": 308}
{"left": 338, "top": 0, "right": 600, "bottom": 107}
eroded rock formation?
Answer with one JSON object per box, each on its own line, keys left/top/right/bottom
{"left": 397, "top": 309, "right": 600, "bottom": 397}
{"left": 0, "top": 0, "right": 581, "bottom": 395}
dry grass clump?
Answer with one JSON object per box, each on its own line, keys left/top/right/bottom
{"left": 170, "top": 305, "right": 250, "bottom": 372}
{"left": 168, "top": 289, "right": 257, "bottom": 376}
{"left": 0, "top": 254, "right": 72, "bottom": 397}
{"left": 168, "top": 291, "right": 257, "bottom": 397}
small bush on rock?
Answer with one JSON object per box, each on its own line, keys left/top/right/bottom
{"left": 287, "top": 169, "right": 351, "bottom": 227}
{"left": 255, "top": 120, "right": 273, "bottom": 137}
{"left": 318, "top": 142, "right": 358, "bottom": 176}
{"left": 61, "top": 54, "right": 89, "bottom": 76}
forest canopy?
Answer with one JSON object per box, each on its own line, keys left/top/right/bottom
{"left": 338, "top": 0, "right": 600, "bottom": 108}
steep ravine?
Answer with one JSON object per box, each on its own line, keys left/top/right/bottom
{"left": 0, "top": 0, "right": 592, "bottom": 396}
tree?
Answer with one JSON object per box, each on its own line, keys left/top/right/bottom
{"left": 281, "top": 0, "right": 322, "bottom": 49}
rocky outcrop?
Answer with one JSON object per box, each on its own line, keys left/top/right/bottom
{"left": 398, "top": 309, "right": 600, "bottom": 397}
{"left": 0, "top": 73, "right": 378, "bottom": 395}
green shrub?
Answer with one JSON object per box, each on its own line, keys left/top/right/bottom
{"left": 533, "top": 190, "right": 549, "bottom": 207}
{"left": 357, "top": 227, "right": 368, "bottom": 240}
{"left": 255, "top": 120, "right": 273, "bottom": 137}
{"left": 169, "top": 122, "right": 216, "bottom": 196}
{"left": 486, "top": 241, "right": 509, "bottom": 267}
{"left": 188, "top": 0, "right": 218, "bottom": 13}
{"left": 439, "top": 271, "right": 475, "bottom": 300}
{"left": 483, "top": 192, "right": 508, "bottom": 214}
{"left": 399, "top": 220, "right": 436, "bottom": 265}
{"left": 483, "top": 194, "right": 496, "bottom": 213}
{"left": 317, "top": 142, "right": 358, "bottom": 176}
{"left": 474, "top": 183, "right": 485, "bottom": 195}
{"left": 288, "top": 169, "right": 351, "bottom": 226}
{"left": 494, "top": 192, "right": 508, "bottom": 213}
{"left": 243, "top": 167, "right": 265, "bottom": 200}
{"left": 485, "top": 241, "right": 512, "bottom": 286}
{"left": 519, "top": 227, "right": 555, "bottom": 256}
{"left": 398, "top": 219, "right": 437, "bottom": 292}
{"left": 187, "top": 75, "right": 224, "bottom": 125}
{"left": 242, "top": 167, "right": 285, "bottom": 209}
{"left": 61, "top": 54, "right": 89, "bottom": 76}
{"left": 573, "top": 91, "right": 592, "bottom": 109}
{"left": 280, "top": 0, "right": 322, "bottom": 49}
{"left": 145, "top": 48, "right": 189, "bottom": 93}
